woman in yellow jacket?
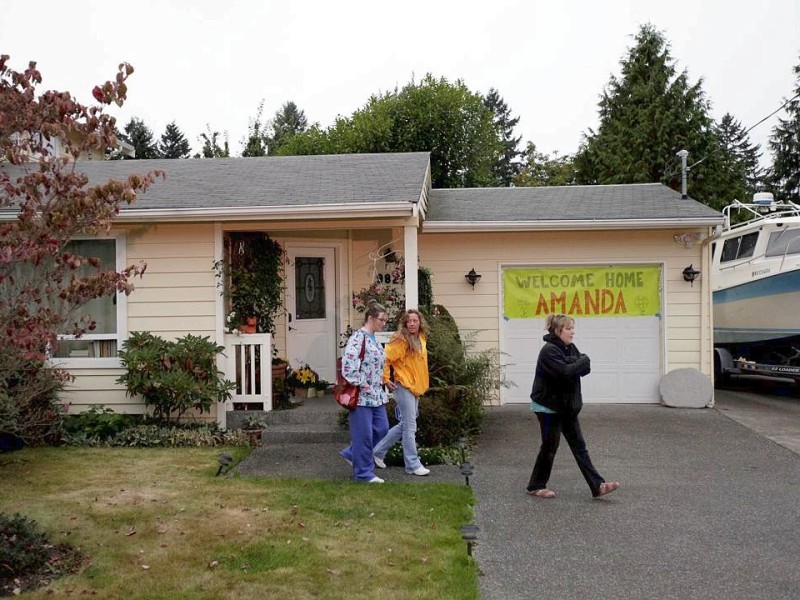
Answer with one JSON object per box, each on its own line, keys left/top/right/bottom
{"left": 373, "top": 309, "right": 431, "bottom": 476}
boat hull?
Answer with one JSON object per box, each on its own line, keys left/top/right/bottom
{"left": 713, "top": 270, "right": 800, "bottom": 344}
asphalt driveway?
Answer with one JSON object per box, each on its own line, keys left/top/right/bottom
{"left": 473, "top": 390, "right": 800, "bottom": 600}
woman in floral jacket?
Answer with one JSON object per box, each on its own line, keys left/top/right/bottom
{"left": 338, "top": 302, "right": 390, "bottom": 483}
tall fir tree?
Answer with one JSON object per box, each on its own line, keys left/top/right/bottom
{"left": 120, "top": 116, "right": 159, "bottom": 159}
{"left": 714, "top": 113, "right": 764, "bottom": 203}
{"left": 573, "top": 24, "right": 734, "bottom": 209}
{"left": 157, "top": 121, "right": 191, "bottom": 159}
{"left": 483, "top": 88, "right": 523, "bottom": 186}
{"left": 267, "top": 101, "right": 308, "bottom": 155}
{"left": 768, "top": 56, "right": 800, "bottom": 202}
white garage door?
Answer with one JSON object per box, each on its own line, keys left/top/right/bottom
{"left": 501, "top": 265, "right": 662, "bottom": 404}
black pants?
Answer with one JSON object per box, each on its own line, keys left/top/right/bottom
{"left": 527, "top": 411, "right": 605, "bottom": 497}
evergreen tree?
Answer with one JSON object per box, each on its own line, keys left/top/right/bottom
{"left": 157, "top": 121, "right": 191, "bottom": 159}
{"left": 768, "top": 56, "right": 800, "bottom": 202}
{"left": 196, "top": 125, "right": 229, "bottom": 158}
{"left": 241, "top": 101, "right": 268, "bottom": 157}
{"left": 714, "top": 113, "right": 764, "bottom": 203}
{"left": 266, "top": 101, "right": 308, "bottom": 155}
{"left": 120, "top": 116, "right": 159, "bottom": 159}
{"left": 573, "top": 24, "right": 732, "bottom": 208}
{"left": 483, "top": 88, "right": 523, "bottom": 186}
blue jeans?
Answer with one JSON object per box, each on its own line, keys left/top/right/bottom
{"left": 340, "top": 404, "right": 389, "bottom": 481}
{"left": 373, "top": 384, "right": 423, "bottom": 472}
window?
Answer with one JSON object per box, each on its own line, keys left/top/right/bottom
{"left": 720, "top": 232, "right": 760, "bottom": 263}
{"left": 53, "top": 235, "right": 127, "bottom": 363}
{"left": 766, "top": 229, "right": 800, "bottom": 257}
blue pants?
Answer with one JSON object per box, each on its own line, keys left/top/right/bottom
{"left": 373, "top": 384, "right": 423, "bottom": 471}
{"left": 528, "top": 411, "right": 605, "bottom": 496}
{"left": 340, "top": 404, "right": 389, "bottom": 482}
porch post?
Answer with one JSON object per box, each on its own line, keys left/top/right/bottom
{"left": 404, "top": 225, "right": 418, "bottom": 309}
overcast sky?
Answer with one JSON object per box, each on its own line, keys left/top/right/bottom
{"left": 2, "top": 0, "right": 798, "bottom": 166}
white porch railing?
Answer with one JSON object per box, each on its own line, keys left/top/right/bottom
{"left": 223, "top": 333, "right": 272, "bottom": 415}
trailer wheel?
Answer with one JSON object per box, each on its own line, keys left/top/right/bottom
{"left": 714, "top": 350, "right": 730, "bottom": 389}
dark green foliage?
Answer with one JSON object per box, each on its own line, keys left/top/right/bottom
{"left": 573, "top": 23, "right": 748, "bottom": 209}
{"left": 278, "top": 74, "right": 501, "bottom": 188}
{"left": 197, "top": 126, "right": 230, "bottom": 158}
{"left": 215, "top": 232, "right": 284, "bottom": 335}
{"left": 714, "top": 113, "right": 765, "bottom": 204}
{"left": 0, "top": 512, "right": 82, "bottom": 595}
{"left": 418, "top": 267, "right": 434, "bottom": 313}
{"left": 0, "top": 352, "right": 67, "bottom": 447}
{"left": 514, "top": 142, "right": 577, "bottom": 187}
{"left": 120, "top": 116, "right": 159, "bottom": 159}
{"left": 417, "top": 304, "right": 500, "bottom": 445}
{"left": 266, "top": 101, "right": 308, "bottom": 155}
{"left": 242, "top": 101, "right": 269, "bottom": 157}
{"left": 768, "top": 56, "right": 800, "bottom": 202}
{"left": 62, "top": 405, "right": 138, "bottom": 444}
{"left": 0, "top": 513, "right": 49, "bottom": 578}
{"left": 157, "top": 121, "right": 191, "bottom": 158}
{"left": 117, "top": 332, "right": 235, "bottom": 423}
{"left": 484, "top": 88, "right": 523, "bottom": 186}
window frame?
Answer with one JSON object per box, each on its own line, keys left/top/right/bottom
{"left": 52, "top": 232, "right": 129, "bottom": 369}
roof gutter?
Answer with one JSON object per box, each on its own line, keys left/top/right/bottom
{"left": 105, "top": 202, "right": 415, "bottom": 223}
{"left": 422, "top": 217, "right": 724, "bottom": 233}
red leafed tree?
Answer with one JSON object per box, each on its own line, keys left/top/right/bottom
{"left": 0, "top": 55, "right": 163, "bottom": 444}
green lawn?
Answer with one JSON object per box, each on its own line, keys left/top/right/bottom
{"left": 0, "top": 447, "right": 478, "bottom": 599}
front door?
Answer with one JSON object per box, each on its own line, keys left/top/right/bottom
{"left": 286, "top": 246, "right": 337, "bottom": 382}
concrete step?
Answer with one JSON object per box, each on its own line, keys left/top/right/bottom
{"left": 261, "top": 424, "right": 349, "bottom": 445}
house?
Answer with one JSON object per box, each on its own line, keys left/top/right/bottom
{"left": 2, "top": 152, "right": 723, "bottom": 424}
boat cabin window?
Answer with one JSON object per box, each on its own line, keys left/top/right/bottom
{"left": 765, "top": 229, "right": 800, "bottom": 257}
{"left": 720, "top": 232, "right": 759, "bottom": 263}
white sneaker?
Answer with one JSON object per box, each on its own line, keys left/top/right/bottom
{"left": 407, "top": 466, "right": 430, "bottom": 476}
{"left": 374, "top": 456, "right": 387, "bottom": 469}
{"left": 367, "top": 476, "right": 385, "bottom": 483}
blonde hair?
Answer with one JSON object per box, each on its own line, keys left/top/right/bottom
{"left": 392, "top": 309, "right": 429, "bottom": 352}
{"left": 545, "top": 313, "right": 574, "bottom": 335}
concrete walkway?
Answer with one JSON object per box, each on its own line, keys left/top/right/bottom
{"left": 236, "top": 390, "right": 800, "bottom": 599}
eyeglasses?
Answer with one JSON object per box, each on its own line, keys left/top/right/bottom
{"left": 374, "top": 316, "right": 388, "bottom": 323}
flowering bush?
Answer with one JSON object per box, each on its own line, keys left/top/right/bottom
{"left": 352, "top": 282, "right": 405, "bottom": 329}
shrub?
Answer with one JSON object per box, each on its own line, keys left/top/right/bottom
{"left": 0, "top": 512, "right": 83, "bottom": 595}
{"left": 0, "top": 351, "right": 69, "bottom": 447}
{"left": 62, "top": 405, "right": 139, "bottom": 445}
{"left": 117, "top": 332, "right": 235, "bottom": 423}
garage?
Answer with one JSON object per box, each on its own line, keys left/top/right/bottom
{"left": 501, "top": 264, "right": 663, "bottom": 404}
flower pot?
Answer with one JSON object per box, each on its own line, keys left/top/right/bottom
{"left": 306, "top": 387, "right": 317, "bottom": 399}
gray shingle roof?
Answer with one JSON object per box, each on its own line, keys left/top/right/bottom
{"left": 426, "top": 183, "right": 722, "bottom": 223}
{"left": 73, "top": 152, "right": 431, "bottom": 210}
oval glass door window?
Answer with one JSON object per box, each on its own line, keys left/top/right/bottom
{"left": 295, "top": 257, "right": 325, "bottom": 319}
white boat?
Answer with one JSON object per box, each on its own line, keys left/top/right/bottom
{"left": 711, "top": 193, "right": 800, "bottom": 347}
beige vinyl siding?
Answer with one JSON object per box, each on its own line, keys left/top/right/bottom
{"left": 126, "top": 224, "right": 217, "bottom": 338}
{"left": 419, "top": 229, "right": 712, "bottom": 377}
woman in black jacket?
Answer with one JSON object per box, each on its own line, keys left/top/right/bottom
{"left": 527, "top": 314, "right": 619, "bottom": 499}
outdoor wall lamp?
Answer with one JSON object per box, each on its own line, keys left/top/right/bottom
{"left": 682, "top": 264, "right": 701, "bottom": 286}
{"left": 465, "top": 268, "right": 482, "bottom": 288}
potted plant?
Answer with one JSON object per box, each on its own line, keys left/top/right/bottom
{"left": 241, "top": 414, "right": 267, "bottom": 447}
{"left": 214, "top": 232, "right": 284, "bottom": 335}
{"left": 287, "top": 363, "right": 318, "bottom": 398}
{"left": 314, "top": 379, "right": 331, "bottom": 397}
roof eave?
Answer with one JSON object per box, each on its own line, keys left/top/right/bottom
{"left": 111, "top": 202, "right": 415, "bottom": 223}
{"left": 422, "top": 217, "right": 724, "bottom": 233}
